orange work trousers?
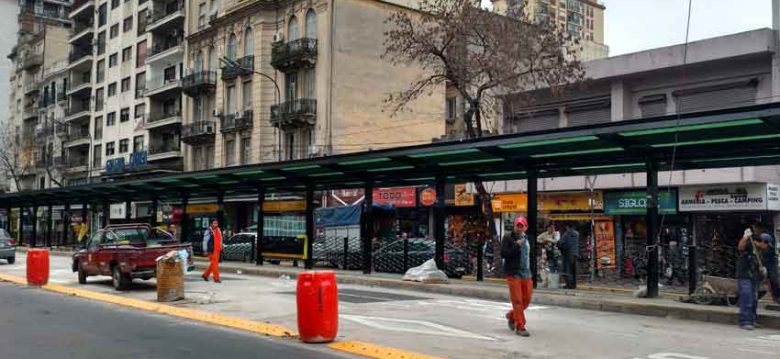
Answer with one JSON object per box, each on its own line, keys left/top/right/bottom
{"left": 505, "top": 277, "right": 533, "bottom": 330}
{"left": 202, "top": 251, "right": 221, "bottom": 281}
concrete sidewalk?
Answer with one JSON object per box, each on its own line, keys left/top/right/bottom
{"left": 22, "top": 246, "right": 780, "bottom": 329}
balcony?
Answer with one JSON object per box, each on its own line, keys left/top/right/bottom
{"left": 69, "top": 0, "right": 95, "bottom": 20}
{"left": 145, "top": 78, "right": 182, "bottom": 98}
{"left": 55, "top": 123, "right": 68, "bottom": 137}
{"left": 270, "top": 99, "right": 317, "bottom": 129}
{"left": 69, "top": 23, "right": 94, "bottom": 45}
{"left": 38, "top": 94, "right": 55, "bottom": 109}
{"left": 56, "top": 90, "right": 68, "bottom": 103}
{"left": 64, "top": 106, "right": 91, "bottom": 123}
{"left": 146, "top": 109, "right": 182, "bottom": 129}
{"left": 271, "top": 38, "right": 318, "bottom": 73}
{"left": 67, "top": 78, "right": 92, "bottom": 97}
{"left": 65, "top": 157, "right": 89, "bottom": 173}
{"left": 68, "top": 47, "right": 93, "bottom": 70}
{"left": 181, "top": 121, "right": 216, "bottom": 145}
{"left": 63, "top": 130, "right": 91, "bottom": 148}
{"left": 221, "top": 110, "right": 253, "bottom": 133}
{"left": 35, "top": 153, "right": 49, "bottom": 169}
{"left": 52, "top": 156, "right": 65, "bottom": 168}
{"left": 22, "top": 105, "right": 38, "bottom": 120}
{"left": 221, "top": 56, "right": 254, "bottom": 80}
{"left": 21, "top": 53, "right": 43, "bottom": 70}
{"left": 182, "top": 71, "right": 216, "bottom": 96}
{"left": 147, "top": 39, "right": 184, "bottom": 64}
{"left": 146, "top": 2, "right": 185, "bottom": 33}
{"left": 24, "top": 81, "right": 40, "bottom": 95}
{"left": 148, "top": 141, "right": 182, "bottom": 161}
{"left": 35, "top": 125, "right": 54, "bottom": 140}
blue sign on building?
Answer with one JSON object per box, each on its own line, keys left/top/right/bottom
{"left": 105, "top": 151, "right": 148, "bottom": 173}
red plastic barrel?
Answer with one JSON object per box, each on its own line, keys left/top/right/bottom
{"left": 26, "top": 248, "right": 50, "bottom": 286}
{"left": 296, "top": 270, "right": 338, "bottom": 343}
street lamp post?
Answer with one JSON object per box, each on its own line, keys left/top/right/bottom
{"left": 218, "top": 57, "right": 282, "bottom": 161}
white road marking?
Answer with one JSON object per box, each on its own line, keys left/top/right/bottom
{"left": 634, "top": 353, "right": 708, "bottom": 359}
{"left": 341, "top": 314, "right": 497, "bottom": 341}
{"left": 737, "top": 347, "right": 777, "bottom": 355}
{"left": 756, "top": 334, "right": 780, "bottom": 342}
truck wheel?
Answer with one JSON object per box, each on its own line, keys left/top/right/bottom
{"left": 112, "top": 266, "right": 130, "bottom": 291}
{"left": 6, "top": 257, "right": 15, "bottom": 264}
{"left": 78, "top": 266, "right": 87, "bottom": 284}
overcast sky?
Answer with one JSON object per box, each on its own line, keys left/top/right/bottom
{"left": 482, "top": 0, "right": 773, "bottom": 56}
{"left": 0, "top": 0, "right": 17, "bottom": 131}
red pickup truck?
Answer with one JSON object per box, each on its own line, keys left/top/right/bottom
{"left": 72, "top": 224, "right": 194, "bottom": 290}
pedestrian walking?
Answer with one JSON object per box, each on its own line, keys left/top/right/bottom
{"left": 538, "top": 223, "right": 560, "bottom": 287}
{"left": 558, "top": 223, "right": 580, "bottom": 289}
{"left": 201, "top": 219, "right": 223, "bottom": 283}
{"left": 760, "top": 231, "right": 780, "bottom": 304}
{"left": 737, "top": 229, "right": 770, "bottom": 330}
{"left": 501, "top": 216, "right": 533, "bottom": 337}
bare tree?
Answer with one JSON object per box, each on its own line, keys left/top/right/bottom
{"left": 0, "top": 147, "right": 30, "bottom": 193}
{"left": 383, "top": 0, "right": 585, "bottom": 275}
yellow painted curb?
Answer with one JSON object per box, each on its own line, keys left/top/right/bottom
{"left": 0, "top": 273, "right": 296, "bottom": 338}
{"left": 329, "top": 341, "right": 444, "bottom": 359}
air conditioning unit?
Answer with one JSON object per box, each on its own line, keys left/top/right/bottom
{"left": 272, "top": 32, "right": 284, "bottom": 43}
{"left": 212, "top": 109, "right": 222, "bottom": 118}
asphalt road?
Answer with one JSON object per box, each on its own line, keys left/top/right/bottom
{"left": 0, "top": 282, "right": 348, "bottom": 359}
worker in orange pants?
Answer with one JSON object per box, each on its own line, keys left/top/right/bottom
{"left": 501, "top": 216, "right": 533, "bottom": 337}
{"left": 201, "top": 218, "right": 223, "bottom": 283}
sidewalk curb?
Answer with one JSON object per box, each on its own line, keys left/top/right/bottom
{"left": 20, "top": 248, "right": 780, "bottom": 330}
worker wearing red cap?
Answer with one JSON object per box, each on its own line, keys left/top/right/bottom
{"left": 501, "top": 216, "right": 533, "bottom": 337}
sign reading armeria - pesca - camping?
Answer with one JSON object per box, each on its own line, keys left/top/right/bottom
{"left": 679, "top": 184, "right": 770, "bottom": 212}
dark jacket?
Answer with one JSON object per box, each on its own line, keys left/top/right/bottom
{"left": 203, "top": 229, "right": 215, "bottom": 253}
{"left": 558, "top": 229, "right": 580, "bottom": 257}
{"left": 501, "top": 232, "right": 531, "bottom": 278}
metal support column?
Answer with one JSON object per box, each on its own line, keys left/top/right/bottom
{"left": 31, "top": 205, "right": 38, "bottom": 247}
{"left": 646, "top": 160, "right": 660, "bottom": 298}
{"left": 216, "top": 193, "right": 224, "bottom": 229}
{"left": 125, "top": 200, "right": 132, "bottom": 221}
{"left": 527, "top": 170, "right": 539, "bottom": 288}
{"left": 304, "top": 186, "right": 315, "bottom": 269}
{"left": 362, "top": 181, "right": 374, "bottom": 274}
{"left": 256, "top": 187, "right": 265, "bottom": 266}
{"left": 180, "top": 195, "right": 189, "bottom": 244}
{"left": 19, "top": 206, "right": 25, "bottom": 246}
{"left": 46, "top": 205, "right": 53, "bottom": 247}
{"left": 62, "top": 203, "right": 70, "bottom": 247}
{"left": 151, "top": 198, "right": 159, "bottom": 227}
{"left": 4, "top": 206, "right": 11, "bottom": 232}
{"left": 101, "top": 202, "right": 109, "bottom": 228}
{"left": 434, "top": 177, "right": 446, "bottom": 270}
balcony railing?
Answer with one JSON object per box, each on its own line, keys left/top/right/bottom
{"left": 148, "top": 109, "right": 182, "bottom": 123}
{"left": 22, "top": 53, "right": 43, "bottom": 70}
{"left": 145, "top": 78, "right": 181, "bottom": 97}
{"left": 65, "top": 106, "right": 91, "bottom": 118}
{"left": 181, "top": 120, "right": 216, "bottom": 144}
{"left": 68, "top": 47, "right": 93, "bottom": 63}
{"left": 149, "top": 141, "right": 181, "bottom": 155}
{"left": 66, "top": 157, "right": 89, "bottom": 169}
{"left": 182, "top": 70, "right": 216, "bottom": 96}
{"left": 57, "top": 88, "right": 68, "bottom": 102}
{"left": 148, "top": 1, "right": 184, "bottom": 29}
{"left": 221, "top": 55, "right": 254, "bottom": 80}
{"left": 65, "top": 130, "right": 91, "bottom": 143}
{"left": 150, "top": 38, "right": 184, "bottom": 57}
{"left": 271, "top": 38, "right": 317, "bottom": 73}
{"left": 270, "top": 99, "right": 317, "bottom": 128}
{"left": 220, "top": 110, "right": 253, "bottom": 133}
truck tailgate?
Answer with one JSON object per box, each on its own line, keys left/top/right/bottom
{"left": 120, "top": 244, "right": 193, "bottom": 269}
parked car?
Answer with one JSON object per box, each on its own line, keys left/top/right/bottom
{"left": 373, "top": 238, "right": 472, "bottom": 278}
{"left": 72, "top": 224, "right": 194, "bottom": 290}
{"left": 0, "top": 229, "right": 16, "bottom": 264}
{"left": 222, "top": 233, "right": 256, "bottom": 262}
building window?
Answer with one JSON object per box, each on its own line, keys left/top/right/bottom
{"left": 122, "top": 46, "right": 132, "bottom": 62}
{"left": 133, "top": 135, "right": 144, "bottom": 152}
{"left": 134, "top": 103, "right": 145, "bottom": 118}
{"left": 242, "top": 81, "right": 252, "bottom": 110}
{"left": 226, "top": 84, "right": 236, "bottom": 114}
{"left": 195, "top": 51, "right": 203, "bottom": 72}
{"left": 226, "top": 33, "right": 237, "bottom": 60}
{"left": 94, "top": 117, "right": 103, "bottom": 140}
{"left": 120, "top": 108, "right": 130, "bottom": 122}
{"left": 305, "top": 10, "right": 316, "bottom": 39}
{"left": 198, "top": 3, "right": 206, "bottom": 28}
{"left": 107, "top": 112, "right": 116, "bottom": 126}
{"left": 109, "top": 53, "right": 118, "bottom": 67}
{"left": 288, "top": 16, "right": 299, "bottom": 41}
{"left": 244, "top": 28, "right": 253, "bottom": 56}
{"left": 136, "top": 40, "right": 147, "bottom": 68}
{"left": 286, "top": 132, "right": 295, "bottom": 160}
{"left": 208, "top": 46, "right": 216, "bottom": 71}
{"left": 123, "top": 16, "right": 133, "bottom": 33}
{"left": 121, "top": 77, "right": 131, "bottom": 92}
{"left": 240, "top": 137, "right": 251, "bottom": 165}
{"left": 97, "top": 31, "right": 106, "bottom": 55}
{"left": 95, "top": 88, "right": 104, "bottom": 111}
{"left": 119, "top": 139, "right": 129, "bottom": 153}
{"left": 137, "top": 10, "right": 147, "bottom": 35}
{"left": 96, "top": 59, "right": 105, "bottom": 82}
{"left": 302, "top": 69, "right": 315, "bottom": 98}
{"left": 224, "top": 138, "right": 235, "bottom": 166}
{"left": 110, "top": 24, "right": 119, "bottom": 38}
{"left": 98, "top": 4, "right": 107, "bottom": 26}
{"left": 135, "top": 72, "right": 146, "bottom": 98}
{"left": 285, "top": 73, "right": 297, "bottom": 101}
{"left": 106, "top": 142, "right": 115, "bottom": 156}
{"left": 446, "top": 97, "right": 457, "bottom": 122}
{"left": 111, "top": 0, "right": 120, "bottom": 9}
{"left": 163, "top": 66, "right": 176, "bottom": 82}
{"left": 108, "top": 83, "right": 116, "bottom": 97}
{"left": 93, "top": 145, "right": 102, "bottom": 168}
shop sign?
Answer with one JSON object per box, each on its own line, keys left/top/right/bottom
{"left": 594, "top": 220, "right": 616, "bottom": 269}
{"left": 109, "top": 203, "right": 126, "bottom": 219}
{"left": 546, "top": 213, "right": 612, "bottom": 222}
{"left": 492, "top": 193, "right": 528, "bottom": 213}
{"left": 263, "top": 200, "right": 307, "bottom": 213}
{"left": 539, "top": 192, "right": 603, "bottom": 212}
{"left": 454, "top": 184, "right": 475, "bottom": 207}
{"left": 767, "top": 184, "right": 780, "bottom": 211}
{"left": 186, "top": 203, "right": 219, "bottom": 214}
{"left": 679, "top": 184, "right": 770, "bottom": 212}
{"left": 604, "top": 190, "right": 677, "bottom": 215}
{"left": 419, "top": 188, "right": 437, "bottom": 206}
{"left": 373, "top": 187, "right": 417, "bottom": 208}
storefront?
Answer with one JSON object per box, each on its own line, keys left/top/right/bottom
{"left": 679, "top": 183, "right": 779, "bottom": 279}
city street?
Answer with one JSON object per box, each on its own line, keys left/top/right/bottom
{"left": 1, "top": 253, "right": 780, "bottom": 359}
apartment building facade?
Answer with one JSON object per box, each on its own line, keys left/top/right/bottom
{"left": 181, "top": 0, "right": 444, "bottom": 171}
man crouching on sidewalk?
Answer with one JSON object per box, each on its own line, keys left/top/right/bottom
{"left": 502, "top": 216, "right": 533, "bottom": 337}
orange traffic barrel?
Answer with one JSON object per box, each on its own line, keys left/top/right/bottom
{"left": 26, "top": 248, "right": 50, "bottom": 286}
{"left": 296, "top": 270, "right": 338, "bottom": 343}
